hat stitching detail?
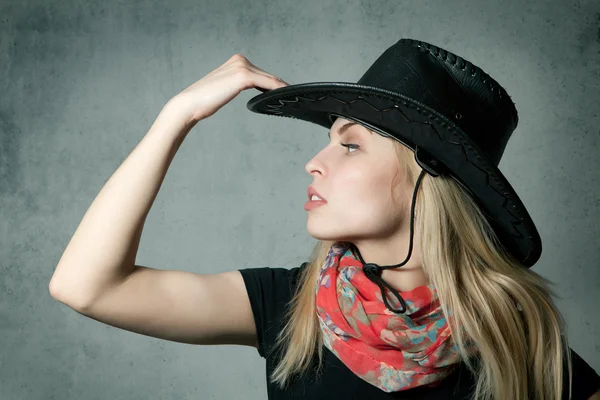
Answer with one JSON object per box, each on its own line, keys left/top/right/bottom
{"left": 402, "top": 38, "right": 512, "bottom": 111}
{"left": 263, "top": 92, "right": 528, "bottom": 234}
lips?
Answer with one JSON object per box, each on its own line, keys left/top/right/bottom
{"left": 307, "top": 185, "right": 326, "bottom": 202}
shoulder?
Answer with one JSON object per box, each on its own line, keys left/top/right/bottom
{"left": 568, "top": 348, "right": 600, "bottom": 399}
{"left": 588, "top": 391, "right": 600, "bottom": 400}
{"left": 439, "top": 349, "right": 600, "bottom": 400}
{"left": 237, "top": 262, "right": 309, "bottom": 358}
{"left": 238, "top": 262, "right": 307, "bottom": 299}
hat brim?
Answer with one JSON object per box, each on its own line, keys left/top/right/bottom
{"left": 247, "top": 82, "right": 542, "bottom": 267}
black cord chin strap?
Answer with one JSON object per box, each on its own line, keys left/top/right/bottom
{"left": 353, "top": 169, "right": 428, "bottom": 314}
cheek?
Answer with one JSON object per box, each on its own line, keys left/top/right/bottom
{"left": 334, "top": 171, "right": 395, "bottom": 213}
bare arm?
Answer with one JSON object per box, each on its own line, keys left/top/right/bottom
{"left": 49, "top": 108, "right": 258, "bottom": 346}
{"left": 49, "top": 54, "right": 287, "bottom": 346}
{"left": 62, "top": 267, "right": 259, "bottom": 347}
{"left": 49, "top": 100, "right": 194, "bottom": 307}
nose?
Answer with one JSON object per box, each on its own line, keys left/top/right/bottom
{"left": 305, "top": 133, "right": 335, "bottom": 176}
{"left": 305, "top": 159, "right": 319, "bottom": 176}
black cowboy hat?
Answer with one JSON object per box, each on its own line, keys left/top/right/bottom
{"left": 246, "top": 38, "right": 542, "bottom": 269}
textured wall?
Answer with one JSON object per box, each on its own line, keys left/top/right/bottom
{"left": 1, "top": 0, "right": 599, "bottom": 398}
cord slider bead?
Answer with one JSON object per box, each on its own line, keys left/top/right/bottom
{"left": 363, "top": 263, "right": 381, "bottom": 276}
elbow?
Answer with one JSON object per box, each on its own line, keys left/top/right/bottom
{"left": 49, "top": 279, "right": 70, "bottom": 305}
{"left": 48, "top": 278, "right": 62, "bottom": 299}
{"left": 48, "top": 278, "right": 89, "bottom": 311}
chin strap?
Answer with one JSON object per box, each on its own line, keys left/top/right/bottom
{"left": 354, "top": 167, "right": 429, "bottom": 314}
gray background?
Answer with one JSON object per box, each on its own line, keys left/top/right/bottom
{"left": 1, "top": 0, "right": 599, "bottom": 398}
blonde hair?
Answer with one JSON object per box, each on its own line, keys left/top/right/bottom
{"left": 267, "top": 136, "right": 572, "bottom": 400}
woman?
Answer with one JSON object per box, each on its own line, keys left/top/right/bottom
{"left": 49, "top": 39, "right": 600, "bottom": 399}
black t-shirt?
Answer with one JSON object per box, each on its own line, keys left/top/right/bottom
{"left": 238, "top": 264, "right": 600, "bottom": 400}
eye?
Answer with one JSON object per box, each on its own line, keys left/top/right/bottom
{"left": 340, "top": 142, "right": 360, "bottom": 154}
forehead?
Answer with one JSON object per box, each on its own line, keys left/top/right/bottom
{"left": 328, "top": 117, "right": 368, "bottom": 139}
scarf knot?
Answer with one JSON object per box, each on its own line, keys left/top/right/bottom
{"left": 315, "top": 242, "right": 468, "bottom": 392}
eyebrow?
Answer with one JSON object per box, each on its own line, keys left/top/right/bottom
{"left": 328, "top": 121, "right": 360, "bottom": 139}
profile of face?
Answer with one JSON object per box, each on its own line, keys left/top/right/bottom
{"left": 304, "top": 116, "right": 415, "bottom": 244}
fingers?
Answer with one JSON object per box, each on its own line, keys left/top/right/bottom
{"left": 224, "top": 53, "right": 288, "bottom": 86}
{"left": 235, "top": 68, "right": 288, "bottom": 92}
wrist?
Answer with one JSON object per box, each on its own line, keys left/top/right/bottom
{"left": 159, "top": 98, "right": 199, "bottom": 133}
{"left": 144, "top": 100, "right": 197, "bottom": 146}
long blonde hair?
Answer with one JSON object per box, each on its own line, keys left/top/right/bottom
{"left": 268, "top": 137, "right": 572, "bottom": 400}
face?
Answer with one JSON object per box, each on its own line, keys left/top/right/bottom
{"left": 304, "top": 116, "right": 414, "bottom": 243}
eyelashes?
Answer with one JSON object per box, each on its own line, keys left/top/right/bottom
{"left": 340, "top": 142, "right": 360, "bottom": 154}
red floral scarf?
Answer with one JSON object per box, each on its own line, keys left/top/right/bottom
{"left": 315, "top": 242, "right": 464, "bottom": 392}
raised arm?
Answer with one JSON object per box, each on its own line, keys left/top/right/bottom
{"left": 49, "top": 54, "right": 288, "bottom": 345}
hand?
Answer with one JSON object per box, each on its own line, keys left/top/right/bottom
{"left": 167, "top": 54, "right": 288, "bottom": 124}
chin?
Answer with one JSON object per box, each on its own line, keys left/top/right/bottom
{"left": 306, "top": 225, "right": 334, "bottom": 241}
{"left": 306, "top": 225, "right": 351, "bottom": 243}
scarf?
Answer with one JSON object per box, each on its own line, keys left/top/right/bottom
{"left": 315, "top": 242, "right": 463, "bottom": 392}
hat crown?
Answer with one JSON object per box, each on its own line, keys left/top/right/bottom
{"left": 245, "top": 38, "right": 542, "bottom": 267}
{"left": 356, "top": 38, "right": 518, "bottom": 167}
